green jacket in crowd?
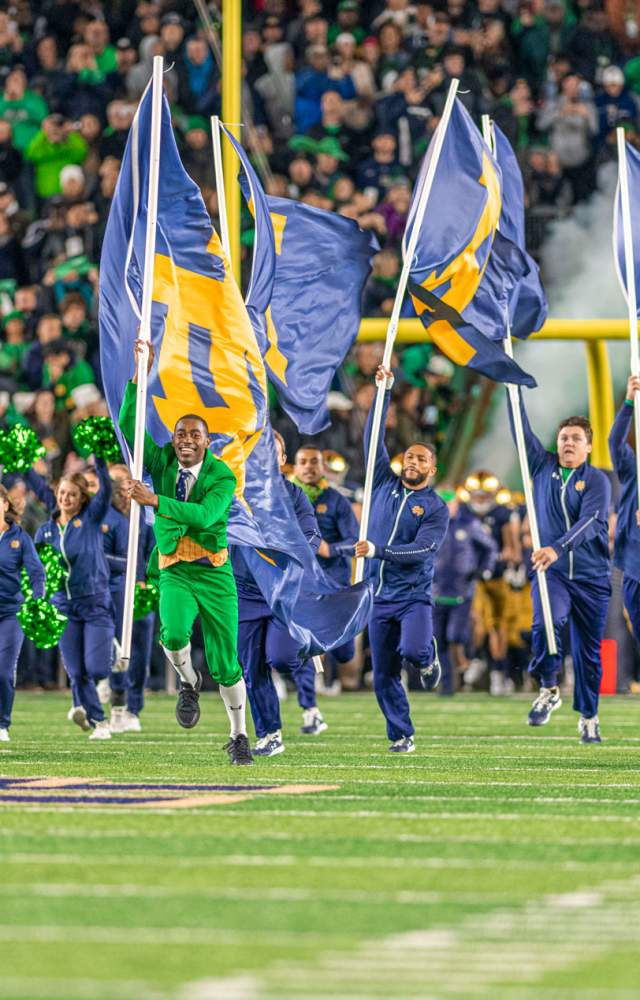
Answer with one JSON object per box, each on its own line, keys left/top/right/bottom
{"left": 24, "top": 130, "right": 87, "bottom": 198}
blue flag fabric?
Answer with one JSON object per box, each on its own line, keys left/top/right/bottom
{"left": 220, "top": 127, "right": 377, "bottom": 433}
{"left": 614, "top": 138, "right": 640, "bottom": 315}
{"left": 492, "top": 124, "right": 547, "bottom": 340}
{"left": 405, "top": 98, "right": 535, "bottom": 385}
{"left": 263, "top": 195, "right": 378, "bottom": 433}
{"left": 99, "top": 84, "right": 372, "bottom": 653}
{"left": 409, "top": 283, "right": 536, "bottom": 388}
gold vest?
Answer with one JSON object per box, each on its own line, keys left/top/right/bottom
{"left": 158, "top": 536, "right": 228, "bottom": 570}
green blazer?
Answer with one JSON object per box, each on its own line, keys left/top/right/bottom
{"left": 118, "top": 381, "right": 236, "bottom": 556}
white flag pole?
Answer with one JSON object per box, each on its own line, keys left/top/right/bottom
{"left": 616, "top": 127, "right": 640, "bottom": 506}
{"left": 120, "top": 55, "right": 164, "bottom": 665}
{"left": 355, "top": 78, "right": 460, "bottom": 584}
{"left": 211, "top": 115, "right": 231, "bottom": 260}
{"left": 481, "top": 115, "right": 557, "bottom": 656}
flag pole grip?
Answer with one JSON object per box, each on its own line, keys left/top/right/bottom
{"left": 120, "top": 55, "right": 164, "bottom": 664}
{"left": 481, "top": 115, "right": 557, "bottom": 656}
{"left": 616, "top": 127, "right": 640, "bottom": 509}
{"left": 355, "top": 79, "right": 460, "bottom": 584}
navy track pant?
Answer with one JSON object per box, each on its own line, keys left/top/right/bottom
{"left": 0, "top": 615, "right": 24, "bottom": 729}
{"left": 530, "top": 573, "right": 610, "bottom": 719}
{"left": 238, "top": 599, "right": 315, "bottom": 739}
{"left": 55, "top": 592, "right": 114, "bottom": 725}
{"left": 369, "top": 598, "right": 435, "bottom": 742}
{"left": 622, "top": 576, "right": 640, "bottom": 648}
{"left": 110, "top": 581, "right": 155, "bottom": 715}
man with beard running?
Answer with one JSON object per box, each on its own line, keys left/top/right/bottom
{"left": 355, "top": 365, "right": 449, "bottom": 753}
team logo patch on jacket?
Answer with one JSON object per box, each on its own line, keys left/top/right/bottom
{"left": 411, "top": 505, "right": 425, "bottom": 517}
{"left": 10, "top": 540, "right": 19, "bottom": 549}
{"left": 575, "top": 480, "right": 586, "bottom": 492}
{"left": 73, "top": 519, "right": 82, "bottom": 527}
{"left": 316, "top": 504, "right": 328, "bottom": 514}
{"left": 101, "top": 523, "right": 110, "bottom": 533}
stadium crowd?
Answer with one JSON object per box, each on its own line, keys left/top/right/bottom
{"left": 1, "top": 0, "right": 639, "bottom": 710}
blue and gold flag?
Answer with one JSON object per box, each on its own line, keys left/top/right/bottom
{"left": 221, "top": 126, "right": 378, "bottom": 433}
{"left": 409, "top": 283, "right": 536, "bottom": 387}
{"left": 405, "top": 99, "right": 535, "bottom": 385}
{"left": 99, "top": 85, "right": 371, "bottom": 652}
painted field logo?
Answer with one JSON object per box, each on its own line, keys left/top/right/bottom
{"left": 0, "top": 776, "right": 338, "bottom": 810}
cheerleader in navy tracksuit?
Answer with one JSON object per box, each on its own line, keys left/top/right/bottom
{"left": 34, "top": 458, "right": 115, "bottom": 739}
{"left": 0, "top": 484, "right": 45, "bottom": 742}
{"left": 107, "top": 481, "right": 157, "bottom": 732}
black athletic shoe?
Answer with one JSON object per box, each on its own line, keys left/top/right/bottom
{"left": 228, "top": 733, "right": 254, "bottom": 765}
{"left": 175, "top": 670, "right": 202, "bottom": 729}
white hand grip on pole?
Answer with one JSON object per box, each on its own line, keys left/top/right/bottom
{"left": 355, "top": 78, "right": 460, "bottom": 585}
{"left": 481, "top": 115, "right": 557, "bottom": 656}
{"left": 120, "top": 56, "right": 164, "bottom": 664}
{"left": 616, "top": 127, "right": 640, "bottom": 509}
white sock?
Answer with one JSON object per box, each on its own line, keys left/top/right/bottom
{"left": 219, "top": 677, "right": 247, "bottom": 737}
{"left": 162, "top": 644, "right": 197, "bottom": 687}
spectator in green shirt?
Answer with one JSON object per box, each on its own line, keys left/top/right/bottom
{"left": 0, "top": 67, "right": 48, "bottom": 153}
{"left": 41, "top": 340, "right": 96, "bottom": 412}
{"left": 0, "top": 311, "right": 29, "bottom": 379}
{"left": 83, "top": 19, "right": 117, "bottom": 76}
{"left": 24, "top": 115, "right": 88, "bottom": 200}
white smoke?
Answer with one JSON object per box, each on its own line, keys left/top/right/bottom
{"left": 470, "top": 161, "right": 629, "bottom": 484}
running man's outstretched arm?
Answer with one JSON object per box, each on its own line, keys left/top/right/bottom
{"left": 506, "top": 387, "right": 550, "bottom": 476}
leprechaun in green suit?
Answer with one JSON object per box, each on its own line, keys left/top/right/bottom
{"left": 119, "top": 339, "right": 252, "bottom": 765}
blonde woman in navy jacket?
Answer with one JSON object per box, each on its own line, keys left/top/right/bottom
{"left": 0, "top": 484, "right": 45, "bottom": 742}
{"left": 34, "top": 458, "right": 114, "bottom": 739}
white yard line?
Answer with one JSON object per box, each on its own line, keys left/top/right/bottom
{"left": 179, "top": 876, "right": 640, "bottom": 999}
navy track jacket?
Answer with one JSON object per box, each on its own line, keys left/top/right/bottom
{"left": 364, "top": 390, "right": 449, "bottom": 602}
{"left": 0, "top": 521, "right": 45, "bottom": 615}
{"left": 434, "top": 505, "right": 497, "bottom": 602}
{"left": 609, "top": 401, "right": 640, "bottom": 582}
{"left": 509, "top": 391, "right": 611, "bottom": 582}
{"left": 34, "top": 457, "right": 113, "bottom": 599}
{"left": 312, "top": 485, "right": 359, "bottom": 587}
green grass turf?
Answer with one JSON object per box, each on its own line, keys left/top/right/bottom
{"left": 1, "top": 691, "right": 640, "bottom": 999}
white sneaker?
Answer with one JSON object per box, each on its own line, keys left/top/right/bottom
{"left": 252, "top": 731, "right": 285, "bottom": 757}
{"left": 68, "top": 706, "right": 91, "bottom": 732}
{"left": 300, "top": 708, "right": 328, "bottom": 735}
{"left": 89, "top": 721, "right": 112, "bottom": 740}
{"left": 464, "top": 658, "right": 487, "bottom": 686}
{"left": 97, "top": 679, "right": 112, "bottom": 705}
{"left": 490, "top": 671, "right": 505, "bottom": 696}
{"left": 109, "top": 706, "right": 126, "bottom": 733}
{"left": 123, "top": 711, "right": 141, "bottom": 732}
{"left": 0, "top": 728, "right": 10, "bottom": 742}
{"left": 318, "top": 680, "right": 342, "bottom": 697}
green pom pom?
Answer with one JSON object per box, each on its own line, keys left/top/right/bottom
{"left": 36, "top": 543, "right": 68, "bottom": 598}
{"left": 18, "top": 597, "right": 67, "bottom": 649}
{"left": 0, "top": 425, "right": 46, "bottom": 472}
{"left": 134, "top": 580, "right": 159, "bottom": 620}
{"left": 74, "top": 417, "right": 122, "bottom": 463}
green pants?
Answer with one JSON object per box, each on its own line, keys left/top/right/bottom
{"left": 158, "top": 561, "right": 242, "bottom": 687}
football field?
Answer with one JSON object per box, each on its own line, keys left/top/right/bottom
{"left": 1, "top": 691, "right": 640, "bottom": 1000}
